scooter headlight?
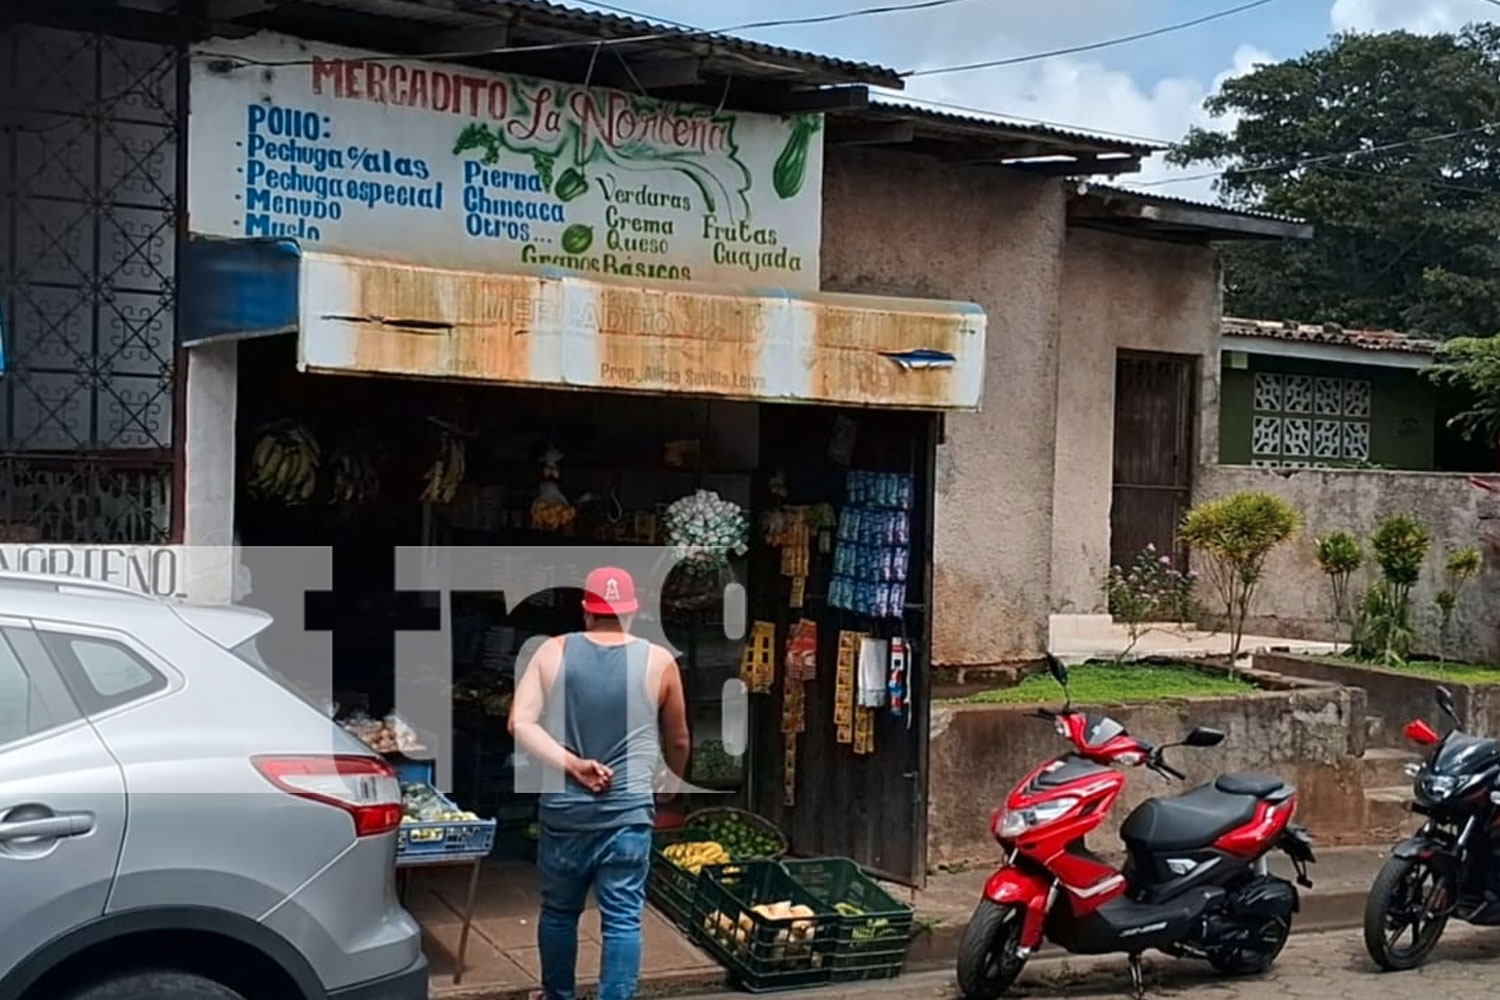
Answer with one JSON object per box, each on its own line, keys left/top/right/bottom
{"left": 997, "top": 797, "right": 1079, "bottom": 839}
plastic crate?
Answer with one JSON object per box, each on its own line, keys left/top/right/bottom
{"left": 690, "top": 861, "right": 838, "bottom": 993}
{"left": 396, "top": 782, "right": 497, "bottom": 863}
{"left": 781, "top": 859, "right": 914, "bottom": 982}
{"left": 648, "top": 827, "right": 713, "bottom": 931}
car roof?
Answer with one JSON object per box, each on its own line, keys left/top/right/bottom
{"left": 0, "top": 572, "right": 272, "bottom": 647}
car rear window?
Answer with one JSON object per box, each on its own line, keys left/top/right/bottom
{"left": 41, "top": 633, "right": 167, "bottom": 716}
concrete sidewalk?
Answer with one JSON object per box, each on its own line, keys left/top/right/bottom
{"left": 902, "top": 844, "right": 1389, "bottom": 971}
{"left": 1049, "top": 614, "right": 1338, "bottom": 665}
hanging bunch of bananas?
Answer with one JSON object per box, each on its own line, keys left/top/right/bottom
{"left": 246, "top": 421, "right": 320, "bottom": 506}
{"left": 328, "top": 448, "right": 380, "bottom": 506}
{"left": 419, "top": 430, "right": 466, "bottom": 505}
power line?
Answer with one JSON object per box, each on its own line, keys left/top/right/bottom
{"left": 1132, "top": 122, "right": 1500, "bottom": 188}
{"left": 197, "top": 0, "right": 998, "bottom": 68}
{"left": 1311, "top": 162, "right": 1500, "bottom": 196}
{"left": 902, "top": 0, "right": 1288, "bottom": 78}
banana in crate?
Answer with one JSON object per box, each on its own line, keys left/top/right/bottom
{"left": 661, "top": 840, "right": 732, "bottom": 875}
{"left": 246, "top": 421, "right": 321, "bottom": 506}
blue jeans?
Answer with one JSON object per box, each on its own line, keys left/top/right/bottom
{"left": 538, "top": 824, "right": 652, "bottom": 1000}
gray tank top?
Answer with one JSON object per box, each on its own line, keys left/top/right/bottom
{"left": 537, "top": 634, "right": 660, "bottom": 832}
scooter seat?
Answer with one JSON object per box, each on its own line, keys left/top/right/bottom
{"left": 1120, "top": 784, "right": 1259, "bottom": 852}
{"left": 1215, "top": 772, "right": 1285, "bottom": 798}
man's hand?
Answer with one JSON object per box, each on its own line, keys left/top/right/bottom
{"left": 566, "top": 756, "right": 614, "bottom": 794}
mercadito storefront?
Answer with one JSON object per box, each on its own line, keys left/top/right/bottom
{"left": 177, "top": 29, "right": 987, "bottom": 985}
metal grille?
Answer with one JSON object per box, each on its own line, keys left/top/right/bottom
{"left": 0, "top": 23, "right": 179, "bottom": 542}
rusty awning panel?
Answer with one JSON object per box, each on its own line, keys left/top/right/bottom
{"left": 180, "top": 240, "right": 986, "bottom": 410}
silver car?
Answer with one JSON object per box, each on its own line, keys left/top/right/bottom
{"left": 0, "top": 573, "right": 427, "bottom": 1000}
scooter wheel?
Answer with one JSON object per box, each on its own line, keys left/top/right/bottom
{"left": 956, "top": 899, "right": 1026, "bottom": 1000}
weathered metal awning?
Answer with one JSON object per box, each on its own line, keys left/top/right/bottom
{"left": 181, "top": 239, "right": 987, "bottom": 411}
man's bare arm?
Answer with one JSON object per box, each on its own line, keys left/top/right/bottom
{"left": 656, "top": 652, "right": 691, "bottom": 781}
{"left": 508, "top": 638, "right": 612, "bottom": 793}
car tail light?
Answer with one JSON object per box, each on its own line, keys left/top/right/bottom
{"left": 253, "top": 755, "right": 403, "bottom": 837}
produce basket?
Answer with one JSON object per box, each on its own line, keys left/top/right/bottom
{"left": 690, "top": 860, "right": 839, "bottom": 992}
{"left": 396, "top": 781, "right": 497, "bottom": 863}
{"left": 781, "top": 859, "right": 915, "bottom": 982}
{"left": 684, "top": 807, "right": 787, "bottom": 860}
{"left": 648, "top": 826, "right": 718, "bottom": 931}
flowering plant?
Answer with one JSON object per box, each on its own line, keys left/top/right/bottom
{"left": 1103, "top": 544, "right": 1198, "bottom": 660}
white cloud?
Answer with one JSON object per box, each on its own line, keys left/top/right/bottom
{"left": 1330, "top": 0, "right": 1479, "bottom": 33}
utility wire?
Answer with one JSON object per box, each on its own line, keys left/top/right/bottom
{"left": 1132, "top": 122, "right": 1500, "bottom": 187}
{"left": 902, "top": 0, "right": 1288, "bottom": 78}
{"left": 197, "top": 0, "right": 998, "bottom": 67}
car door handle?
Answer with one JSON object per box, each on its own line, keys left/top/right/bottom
{"left": 0, "top": 813, "right": 93, "bottom": 842}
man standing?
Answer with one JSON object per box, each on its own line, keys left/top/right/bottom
{"left": 509, "top": 567, "right": 691, "bottom": 1000}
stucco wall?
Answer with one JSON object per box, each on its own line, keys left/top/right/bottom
{"left": 1196, "top": 465, "right": 1500, "bottom": 663}
{"left": 821, "top": 148, "right": 1065, "bottom": 666}
{"left": 928, "top": 680, "right": 1366, "bottom": 866}
{"left": 1049, "top": 228, "right": 1221, "bottom": 615}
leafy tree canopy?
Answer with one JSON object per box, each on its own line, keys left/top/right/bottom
{"left": 1171, "top": 27, "right": 1500, "bottom": 338}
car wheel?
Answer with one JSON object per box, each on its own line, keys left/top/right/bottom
{"left": 65, "top": 971, "right": 247, "bottom": 1000}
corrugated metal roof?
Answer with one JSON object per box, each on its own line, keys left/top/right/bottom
{"left": 1086, "top": 184, "right": 1307, "bottom": 225}
{"left": 866, "top": 100, "right": 1161, "bottom": 156}
{"left": 491, "top": 1, "right": 903, "bottom": 86}
{"left": 291, "top": 0, "right": 903, "bottom": 88}
{"left": 1222, "top": 317, "right": 1440, "bottom": 356}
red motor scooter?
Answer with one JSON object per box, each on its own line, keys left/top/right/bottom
{"left": 956, "top": 657, "right": 1316, "bottom": 999}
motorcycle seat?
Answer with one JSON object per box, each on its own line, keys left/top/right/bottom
{"left": 1215, "top": 773, "right": 1286, "bottom": 798}
{"left": 1120, "top": 784, "right": 1259, "bottom": 852}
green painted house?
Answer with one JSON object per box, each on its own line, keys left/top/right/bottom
{"left": 1219, "top": 318, "right": 1456, "bottom": 471}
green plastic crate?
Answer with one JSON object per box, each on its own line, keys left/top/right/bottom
{"left": 647, "top": 827, "right": 713, "bottom": 931}
{"left": 690, "top": 861, "right": 838, "bottom": 993}
{"left": 781, "top": 858, "right": 914, "bottom": 982}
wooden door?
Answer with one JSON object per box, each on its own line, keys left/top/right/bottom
{"left": 1111, "top": 353, "right": 1196, "bottom": 568}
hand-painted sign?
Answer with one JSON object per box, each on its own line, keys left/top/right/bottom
{"left": 188, "top": 33, "right": 824, "bottom": 292}
{"left": 0, "top": 545, "right": 186, "bottom": 598}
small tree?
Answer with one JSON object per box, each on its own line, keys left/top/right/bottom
{"left": 1179, "top": 492, "right": 1302, "bottom": 662}
{"left": 1314, "top": 532, "right": 1364, "bottom": 647}
{"left": 1436, "top": 547, "right": 1483, "bottom": 662}
{"left": 1354, "top": 513, "right": 1432, "bottom": 666}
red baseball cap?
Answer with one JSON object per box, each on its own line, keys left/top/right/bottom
{"left": 582, "top": 567, "right": 638, "bottom": 616}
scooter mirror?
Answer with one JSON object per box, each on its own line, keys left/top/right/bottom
{"left": 1184, "top": 726, "right": 1225, "bottom": 748}
{"left": 1435, "top": 686, "right": 1459, "bottom": 724}
{"left": 1046, "top": 655, "right": 1069, "bottom": 688}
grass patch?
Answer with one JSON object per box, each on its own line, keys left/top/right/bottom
{"left": 1332, "top": 657, "right": 1500, "bottom": 684}
{"left": 942, "top": 662, "right": 1256, "bottom": 706}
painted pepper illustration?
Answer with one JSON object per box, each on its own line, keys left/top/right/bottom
{"left": 772, "top": 115, "right": 822, "bottom": 200}
{"left": 554, "top": 167, "right": 589, "bottom": 202}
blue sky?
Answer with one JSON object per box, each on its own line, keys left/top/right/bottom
{"left": 569, "top": 0, "right": 1499, "bottom": 198}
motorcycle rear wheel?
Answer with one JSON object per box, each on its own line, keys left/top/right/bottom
{"left": 1364, "top": 853, "right": 1450, "bottom": 971}
{"left": 956, "top": 899, "right": 1027, "bottom": 1000}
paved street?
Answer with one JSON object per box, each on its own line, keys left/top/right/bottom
{"left": 684, "top": 925, "right": 1500, "bottom": 1000}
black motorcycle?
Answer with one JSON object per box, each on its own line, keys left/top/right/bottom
{"left": 1364, "top": 684, "right": 1500, "bottom": 970}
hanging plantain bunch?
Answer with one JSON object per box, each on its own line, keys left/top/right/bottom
{"left": 419, "top": 428, "right": 466, "bottom": 505}
{"left": 246, "top": 421, "right": 321, "bottom": 507}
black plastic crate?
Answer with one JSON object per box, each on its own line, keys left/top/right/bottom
{"left": 781, "top": 859, "right": 914, "bottom": 982}
{"left": 690, "top": 861, "right": 838, "bottom": 993}
{"left": 647, "top": 827, "right": 714, "bottom": 931}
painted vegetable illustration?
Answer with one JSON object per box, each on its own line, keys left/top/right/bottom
{"left": 555, "top": 168, "right": 589, "bottom": 202}
{"left": 561, "top": 224, "right": 594, "bottom": 254}
{"left": 772, "top": 115, "right": 821, "bottom": 200}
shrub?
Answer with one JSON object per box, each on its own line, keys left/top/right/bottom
{"left": 1179, "top": 492, "right": 1301, "bottom": 661}
{"left": 1436, "top": 546, "right": 1483, "bottom": 662}
{"left": 1314, "top": 531, "right": 1363, "bottom": 644}
{"left": 1103, "top": 545, "right": 1198, "bottom": 661}
{"left": 1353, "top": 513, "right": 1432, "bottom": 666}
